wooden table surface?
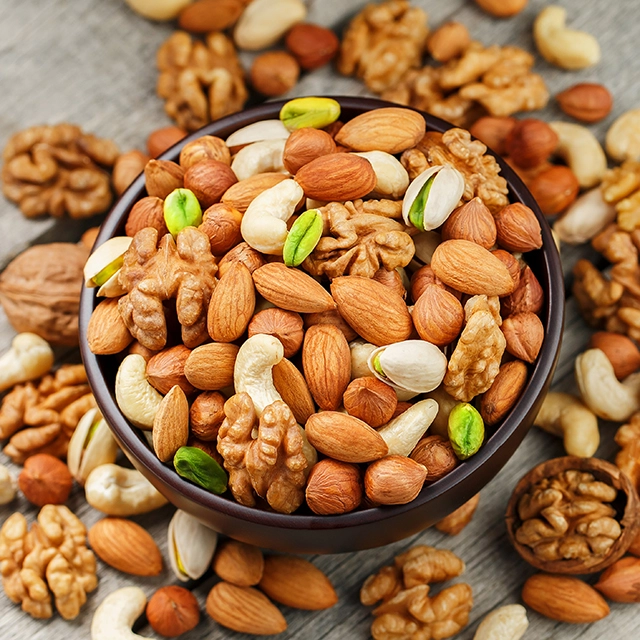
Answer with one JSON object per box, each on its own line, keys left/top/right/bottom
{"left": 1, "top": 0, "right": 639, "bottom": 638}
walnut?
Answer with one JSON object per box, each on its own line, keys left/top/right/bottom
{"left": 438, "top": 42, "right": 502, "bottom": 91}
{"left": 217, "top": 392, "right": 313, "bottom": 514}
{"left": 157, "top": 31, "right": 248, "bottom": 132}
{"left": 615, "top": 414, "right": 640, "bottom": 493}
{"left": 514, "top": 470, "right": 622, "bottom": 566}
{"left": 444, "top": 295, "right": 506, "bottom": 402}
{"left": 573, "top": 259, "right": 624, "bottom": 327}
{"left": 602, "top": 161, "right": 640, "bottom": 232}
{"left": 303, "top": 199, "right": 414, "bottom": 279}
{"left": 336, "top": 0, "right": 429, "bottom": 93}
{"left": 2, "top": 124, "right": 118, "bottom": 219}
{"left": 118, "top": 227, "right": 218, "bottom": 351}
{"left": 381, "top": 67, "right": 443, "bottom": 113}
{"left": 0, "top": 242, "right": 89, "bottom": 345}
{"left": 394, "top": 545, "right": 465, "bottom": 588}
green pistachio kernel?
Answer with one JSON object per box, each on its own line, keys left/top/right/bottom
{"left": 83, "top": 417, "right": 102, "bottom": 449}
{"left": 163, "top": 188, "right": 203, "bottom": 236}
{"left": 174, "top": 446, "right": 228, "bottom": 494}
{"left": 408, "top": 172, "right": 437, "bottom": 232}
{"left": 173, "top": 540, "right": 187, "bottom": 576}
{"left": 279, "top": 97, "right": 341, "bottom": 131}
{"left": 92, "top": 256, "right": 124, "bottom": 286}
{"left": 283, "top": 209, "right": 323, "bottom": 267}
{"left": 372, "top": 353, "right": 386, "bottom": 377}
{"left": 448, "top": 403, "right": 485, "bottom": 460}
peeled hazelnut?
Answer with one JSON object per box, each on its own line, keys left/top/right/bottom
{"left": 112, "top": 150, "right": 149, "bottom": 195}
{"left": 183, "top": 160, "right": 238, "bottom": 209}
{"left": 589, "top": 331, "right": 640, "bottom": 380}
{"left": 481, "top": 360, "right": 528, "bottom": 425}
{"left": 147, "top": 585, "right": 200, "bottom": 637}
{"left": 199, "top": 203, "right": 243, "bottom": 255}
{"left": 285, "top": 23, "right": 340, "bottom": 70}
{"left": 144, "top": 159, "right": 184, "bottom": 199}
{"left": 18, "top": 454, "right": 73, "bottom": 506}
{"left": 218, "top": 242, "right": 266, "bottom": 278}
{"left": 441, "top": 197, "right": 497, "bottom": 249}
{"left": 190, "top": 391, "right": 226, "bottom": 441}
{"left": 147, "top": 126, "right": 187, "bottom": 158}
{"left": 494, "top": 203, "right": 543, "bottom": 252}
{"left": 248, "top": 308, "right": 304, "bottom": 358}
{"left": 343, "top": 377, "right": 398, "bottom": 428}
{"left": 505, "top": 119, "right": 558, "bottom": 170}
{"left": 492, "top": 249, "right": 521, "bottom": 290}
{"left": 502, "top": 312, "right": 544, "bottom": 363}
{"left": 557, "top": 83, "right": 613, "bottom": 124}
{"left": 528, "top": 165, "right": 580, "bottom": 216}
{"left": 469, "top": 117, "right": 517, "bottom": 156}
{"left": 410, "top": 265, "right": 446, "bottom": 303}
{"left": 410, "top": 435, "right": 458, "bottom": 482}
{"left": 303, "top": 308, "right": 358, "bottom": 342}
{"left": 365, "top": 456, "right": 427, "bottom": 505}
{"left": 179, "top": 135, "right": 231, "bottom": 169}
{"left": 146, "top": 345, "right": 195, "bottom": 396}
{"left": 501, "top": 266, "right": 544, "bottom": 317}
{"left": 283, "top": 128, "right": 336, "bottom": 175}
{"left": 250, "top": 51, "right": 300, "bottom": 98}
{"left": 305, "top": 459, "right": 363, "bottom": 515}
{"left": 125, "top": 196, "right": 168, "bottom": 237}
{"left": 427, "top": 21, "right": 470, "bottom": 63}
{"left": 413, "top": 284, "right": 464, "bottom": 346}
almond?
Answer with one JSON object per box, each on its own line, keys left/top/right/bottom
{"left": 305, "top": 411, "right": 388, "bottom": 463}
{"left": 335, "top": 108, "right": 426, "bottom": 154}
{"left": 153, "top": 385, "right": 189, "bottom": 462}
{"left": 431, "top": 240, "right": 516, "bottom": 297}
{"left": 364, "top": 455, "right": 427, "bottom": 505}
{"left": 302, "top": 324, "right": 351, "bottom": 411}
{"left": 469, "top": 116, "right": 517, "bottom": 156}
{"left": 502, "top": 312, "right": 544, "bottom": 363}
{"left": 305, "top": 459, "right": 363, "bottom": 515}
{"left": 87, "top": 298, "right": 133, "bottom": 355}
{"left": 184, "top": 159, "right": 237, "bottom": 208}
{"left": 184, "top": 342, "right": 239, "bottom": 390}
{"left": 221, "top": 172, "right": 288, "bottom": 213}
{"left": 253, "top": 263, "right": 336, "bottom": 313}
{"left": 213, "top": 540, "right": 264, "bottom": 587}
{"left": 343, "top": 377, "right": 397, "bottom": 428}
{"left": 412, "top": 284, "right": 464, "bottom": 347}
{"left": 295, "top": 153, "right": 376, "bottom": 201}
{"left": 595, "top": 557, "right": 640, "bottom": 603}
{"left": 178, "top": 0, "right": 245, "bottom": 32}
{"left": 146, "top": 344, "right": 194, "bottom": 395}
{"left": 144, "top": 159, "right": 184, "bottom": 199}
{"left": 492, "top": 249, "right": 521, "bottom": 290}
{"left": 522, "top": 573, "right": 609, "bottom": 623}
{"left": 88, "top": 517, "right": 163, "bottom": 576}
{"left": 259, "top": 555, "right": 338, "bottom": 610}
{"left": 112, "top": 150, "right": 149, "bottom": 195}
{"left": 125, "top": 196, "right": 168, "bottom": 237}
{"left": 272, "top": 358, "right": 315, "bottom": 424}
{"left": 283, "top": 127, "right": 336, "bottom": 174}
{"left": 285, "top": 23, "right": 340, "bottom": 70}
{"left": 206, "top": 582, "right": 287, "bottom": 635}
{"left": 218, "top": 242, "right": 266, "bottom": 278}
{"left": 557, "top": 83, "right": 613, "bottom": 123}
{"left": 248, "top": 308, "right": 304, "bottom": 358}
{"left": 147, "top": 126, "right": 187, "bottom": 158}
{"left": 501, "top": 266, "right": 544, "bottom": 317}
{"left": 330, "top": 276, "right": 413, "bottom": 346}
{"left": 441, "top": 198, "right": 497, "bottom": 249}
{"left": 505, "top": 119, "right": 558, "bottom": 170}
{"left": 480, "top": 360, "right": 528, "bottom": 425}
{"left": 208, "top": 261, "right": 256, "bottom": 342}
{"left": 494, "top": 203, "right": 543, "bottom": 252}
{"left": 589, "top": 331, "right": 640, "bottom": 380}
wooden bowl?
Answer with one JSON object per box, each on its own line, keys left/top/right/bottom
{"left": 506, "top": 456, "right": 640, "bottom": 574}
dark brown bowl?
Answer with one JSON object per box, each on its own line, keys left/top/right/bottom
{"left": 79, "top": 96, "right": 564, "bottom": 554}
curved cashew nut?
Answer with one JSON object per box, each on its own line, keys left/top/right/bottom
{"left": 473, "top": 604, "right": 529, "bottom": 640}
{"left": 550, "top": 122, "right": 607, "bottom": 189}
{"left": 534, "top": 6, "right": 601, "bottom": 70}
{"left": 115, "top": 354, "right": 163, "bottom": 429}
{"left": 240, "top": 179, "right": 303, "bottom": 255}
{"left": 576, "top": 348, "right": 640, "bottom": 422}
{"left": 553, "top": 187, "right": 616, "bottom": 245}
{"left": 85, "top": 463, "right": 168, "bottom": 516}
{"left": 226, "top": 119, "right": 290, "bottom": 148}
{"left": 0, "top": 333, "right": 54, "bottom": 393}
{"left": 0, "top": 463, "right": 16, "bottom": 505}
{"left": 534, "top": 391, "right": 600, "bottom": 457}
{"left": 354, "top": 151, "right": 409, "bottom": 199}
{"left": 91, "top": 586, "right": 149, "bottom": 640}
{"left": 234, "top": 333, "right": 283, "bottom": 416}
{"left": 378, "top": 399, "right": 439, "bottom": 456}
{"left": 606, "top": 109, "right": 640, "bottom": 163}
{"left": 231, "top": 139, "right": 287, "bottom": 181}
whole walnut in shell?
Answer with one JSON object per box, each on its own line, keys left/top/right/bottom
{"left": 0, "top": 242, "right": 89, "bottom": 345}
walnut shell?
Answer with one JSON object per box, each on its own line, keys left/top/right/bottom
{"left": 0, "top": 242, "right": 89, "bottom": 345}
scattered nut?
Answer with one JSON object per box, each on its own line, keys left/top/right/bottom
{"left": 606, "top": 108, "right": 640, "bottom": 162}
{"left": 147, "top": 586, "right": 200, "bottom": 638}
{"left": 427, "top": 22, "right": 470, "bottom": 63}
{"left": 18, "top": 453, "right": 72, "bottom": 506}
{"left": 251, "top": 51, "right": 300, "bottom": 97}
{"left": 286, "top": 23, "right": 339, "bottom": 70}
{"left": 557, "top": 83, "right": 613, "bottom": 123}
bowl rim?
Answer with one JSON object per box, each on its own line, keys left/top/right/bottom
{"left": 79, "top": 96, "right": 564, "bottom": 531}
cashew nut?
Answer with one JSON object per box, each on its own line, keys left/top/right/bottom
{"left": 240, "top": 178, "right": 304, "bottom": 255}
{"left": 350, "top": 340, "right": 377, "bottom": 380}
{"left": 354, "top": 151, "right": 410, "bottom": 199}
{"left": 425, "top": 386, "right": 459, "bottom": 438}
{"left": 553, "top": 187, "right": 616, "bottom": 245}
{"left": 377, "top": 399, "right": 439, "bottom": 456}
{"left": 231, "top": 139, "right": 287, "bottom": 181}
{"left": 91, "top": 586, "right": 149, "bottom": 640}
{"left": 576, "top": 348, "right": 640, "bottom": 422}
{"left": 0, "top": 333, "right": 54, "bottom": 393}
{"left": 85, "top": 463, "right": 168, "bottom": 516}
{"left": 0, "top": 463, "right": 16, "bottom": 505}
{"left": 533, "top": 6, "right": 601, "bottom": 70}
{"left": 606, "top": 109, "right": 640, "bottom": 162}
{"left": 533, "top": 392, "right": 600, "bottom": 457}
{"left": 115, "top": 354, "right": 163, "bottom": 430}
{"left": 473, "top": 604, "right": 529, "bottom": 640}
{"left": 226, "top": 119, "right": 290, "bottom": 148}
{"left": 123, "top": 0, "right": 192, "bottom": 21}
{"left": 550, "top": 121, "right": 607, "bottom": 189}
{"left": 234, "top": 333, "right": 283, "bottom": 416}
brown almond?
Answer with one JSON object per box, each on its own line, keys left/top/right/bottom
{"left": 146, "top": 344, "right": 194, "bottom": 395}
{"left": 213, "top": 540, "right": 264, "bottom": 587}
{"left": 283, "top": 127, "right": 336, "bottom": 174}
{"left": 589, "top": 331, "right": 640, "bottom": 380}
{"left": 412, "top": 284, "right": 464, "bottom": 347}
{"left": 557, "top": 83, "right": 613, "bottom": 123}
{"left": 343, "top": 377, "right": 397, "bottom": 428}
{"left": 153, "top": 385, "right": 189, "bottom": 462}
{"left": 305, "top": 412, "right": 388, "bottom": 463}
{"left": 184, "top": 159, "right": 237, "bottom": 208}
{"left": 144, "top": 159, "right": 184, "bottom": 199}
{"left": 494, "top": 203, "right": 543, "bottom": 252}
{"left": 441, "top": 198, "right": 497, "bottom": 249}
{"left": 364, "top": 456, "right": 427, "bottom": 505}
{"left": 251, "top": 51, "right": 300, "bottom": 97}
{"left": 125, "top": 196, "right": 168, "bottom": 237}
{"left": 305, "top": 459, "right": 363, "bottom": 515}
{"left": 87, "top": 298, "right": 133, "bottom": 355}
{"left": 259, "top": 555, "right": 338, "bottom": 610}
{"left": 221, "top": 172, "right": 288, "bottom": 213}
{"left": 253, "top": 263, "right": 336, "bottom": 313}
{"left": 595, "top": 557, "right": 640, "bottom": 602}
{"left": 147, "top": 126, "right": 187, "bottom": 158}
{"left": 285, "top": 23, "right": 339, "bottom": 70}
{"left": 480, "top": 360, "right": 528, "bottom": 425}
{"left": 179, "top": 0, "right": 245, "bottom": 32}
{"left": 218, "top": 242, "right": 266, "bottom": 278}
{"left": 502, "top": 312, "right": 544, "bottom": 363}
{"left": 330, "top": 276, "right": 413, "bottom": 346}
{"left": 492, "top": 249, "right": 521, "bottom": 290}
{"left": 272, "top": 358, "right": 315, "bottom": 424}
{"left": 184, "top": 343, "right": 239, "bottom": 390}
{"left": 89, "top": 517, "right": 163, "bottom": 576}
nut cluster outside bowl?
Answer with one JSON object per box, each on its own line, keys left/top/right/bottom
{"left": 79, "top": 96, "right": 564, "bottom": 554}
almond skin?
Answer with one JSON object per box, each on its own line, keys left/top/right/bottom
{"left": 427, "top": 21, "right": 470, "bottom": 63}
{"left": 153, "top": 385, "right": 189, "bottom": 462}
{"left": 589, "top": 331, "right": 640, "bottom": 380}
{"left": 441, "top": 198, "right": 497, "bottom": 249}
{"left": 305, "top": 459, "right": 363, "bottom": 515}
{"left": 178, "top": 0, "right": 244, "bottom": 32}
{"left": 305, "top": 412, "right": 388, "bottom": 463}
{"left": 480, "top": 360, "right": 528, "bottom": 425}
{"left": 304, "top": 308, "right": 358, "bottom": 342}
{"left": 595, "top": 557, "right": 640, "bottom": 602}
{"left": 365, "top": 456, "right": 427, "bottom": 505}
{"left": 343, "top": 377, "right": 397, "bottom": 428}
{"left": 251, "top": 51, "right": 300, "bottom": 97}
{"left": 272, "top": 358, "right": 315, "bottom": 424}
{"left": 295, "top": 153, "right": 376, "bottom": 201}
{"left": 331, "top": 276, "right": 413, "bottom": 346}
{"left": 184, "top": 343, "right": 239, "bottom": 390}
{"left": 87, "top": 298, "right": 133, "bottom": 355}
{"left": 213, "top": 540, "right": 264, "bottom": 587}
{"left": 522, "top": 573, "right": 609, "bottom": 623}
{"left": 557, "top": 83, "right": 613, "bottom": 123}
{"left": 492, "top": 249, "right": 521, "bottom": 290}
{"left": 146, "top": 344, "right": 194, "bottom": 395}
{"left": 494, "top": 203, "right": 543, "bottom": 253}
{"left": 283, "top": 128, "right": 336, "bottom": 174}
{"left": 502, "top": 312, "right": 544, "bottom": 363}
{"left": 184, "top": 159, "right": 237, "bottom": 208}
{"left": 413, "top": 284, "right": 464, "bottom": 347}
{"left": 147, "top": 586, "right": 200, "bottom": 637}
{"left": 221, "top": 172, "right": 288, "bottom": 213}
{"left": 336, "top": 108, "right": 426, "bottom": 154}
{"left": 259, "top": 555, "right": 338, "bottom": 610}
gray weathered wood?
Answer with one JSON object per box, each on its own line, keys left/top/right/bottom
{"left": 1, "top": 0, "right": 640, "bottom": 638}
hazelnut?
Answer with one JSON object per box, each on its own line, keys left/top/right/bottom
{"left": 502, "top": 312, "right": 545, "bottom": 363}
{"left": 112, "top": 150, "right": 149, "bottom": 195}
{"left": 528, "top": 165, "right": 580, "bottom": 216}
{"left": 199, "top": 203, "right": 243, "bottom": 255}
{"left": 441, "top": 197, "right": 497, "bottom": 249}
{"left": 427, "top": 22, "right": 470, "bottom": 63}
{"left": 481, "top": 360, "right": 529, "bottom": 426}
{"left": 303, "top": 308, "right": 358, "bottom": 342}
{"left": 146, "top": 345, "right": 195, "bottom": 396}
{"left": 410, "top": 265, "right": 446, "bottom": 303}
{"left": 410, "top": 435, "right": 458, "bottom": 482}
{"left": 248, "top": 308, "right": 304, "bottom": 358}
{"left": 147, "top": 126, "right": 187, "bottom": 159}
{"left": 125, "top": 196, "right": 168, "bottom": 237}
{"left": 501, "top": 266, "right": 544, "bottom": 317}
{"left": 494, "top": 203, "right": 543, "bottom": 253}
{"left": 18, "top": 454, "right": 73, "bottom": 506}
{"left": 250, "top": 51, "right": 300, "bottom": 97}
{"left": 371, "top": 268, "right": 407, "bottom": 300}
{"left": 364, "top": 456, "right": 427, "bottom": 505}
{"left": 218, "top": 242, "right": 266, "bottom": 278}
{"left": 285, "top": 23, "right": 339, "bottom": 70}
{"left": 491, "top": 249, "right": 521, "bottom": 290}
{"left": 557, "top": 83, "right": 613, "bottom": 124}
{"left": 589, "top": 331, "right": 640, "bottom": 380}
{"left": 190, "top": 391, "right": 226, "bottom": 441}
{"left": 505, "top": 119, "right": 558, "bottom": 170}
{"left": 413, "top": 284, "right": 464, "bottom": 346}
{"left": 283, "top": 128, "right": 336, "bottom": 175}
{"left": 144, "top": 159, "right": 184, "bottom": 199}
{"left": 469, "top": 117, "right": 517, "bottom": 156}
{"left": 305, "top": 459, "right": 363, "bottom": 515}
{"left": 343, "top": 377, "right": 398, "bottom": 428}
{"left": 183, "top": 160, "right": 237, "bottom": 208}
{"left": 179, "top": 135, "right": 231, "bottom": 169}
{"left": 147, "top": 585, "right": 200, "bottom": 637}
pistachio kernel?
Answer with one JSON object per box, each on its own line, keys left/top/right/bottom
{"left": 280, "top": 97, "right": 341, "bottom": 131}
{"left": 163, "top": 188, "right": 203, "bottom": 237}
{"left": 174, "top": 446, "right": 227, "bottom": 493}
{"left": 283, "top": 209, "right": 323, "bottom": 267}
{"left": 448, "top": 402, "right": 485, "bottom": 460}
{"left": 83, "top": 236, "right": 132, "bottom": 288}
{"left": 372, "top": 353, "right": 385, "bottom": 377}
{"left": 83, "top": 416, "right": 103, "bottom": 449}
{"left": 408, "top": 173, "right": 437, "bottom": 232}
